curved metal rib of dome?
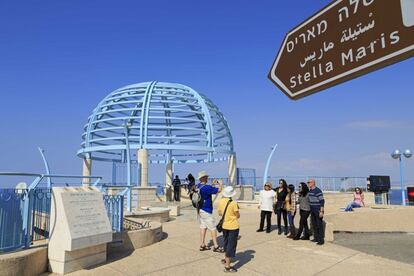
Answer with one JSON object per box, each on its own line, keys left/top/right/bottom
{"left": 78, "top": 81, "right": 234, "bottom": 164}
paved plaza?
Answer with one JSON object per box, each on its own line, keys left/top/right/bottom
{"left": 57, "top": 205, "right": 414, "bottom": 276}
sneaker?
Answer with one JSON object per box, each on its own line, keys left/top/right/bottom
{"left": 256, "top": 229, "right": 264, "bottom": 232}
{"left": 292, "top": 236, "right": 300, "bottom": 240}
{"left": 311, "top": 239, "right": 318, "bottom": 243}
{"left": 266, "top": 230, "right": 271, "bottom": 233}
{"left": 317, "top": 241, "right": 325, "bottom": 246}
{"left": 300, "top": 236, "right": 310, "bottom": 240}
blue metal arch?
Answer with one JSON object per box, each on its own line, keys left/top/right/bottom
{"left": 78, "top": 81, "right": 234, "bottom": 164}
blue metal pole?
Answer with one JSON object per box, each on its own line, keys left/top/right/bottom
{"left": 38, "top": 147, "right": 51, "bottom": 188}
{"left": 263, "top": 144, "right": 278, "bottom": 185}
{"left": 124, "top": 123, "right": 132, "bottom": 212}
{"left": 400, "top": 157, "right": 406, "bottom": 206}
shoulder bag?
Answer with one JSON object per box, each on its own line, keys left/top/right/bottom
{"left": 216, "top": 199, "right": 232, "bottom": 233}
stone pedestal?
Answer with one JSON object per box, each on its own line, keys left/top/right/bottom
{"left": 168, "top": 205, "right": 181, "bottom": 216}
{"left": 228, "top": 154, "right": 237, "bottom": 186}
{"left": 48, "top": 187, "right": 112, "bottom": 275}
{"left": 234, "top": 185, "right": 254, "bottom": 201}
{"left": 134, "top": 187, "right": 158, "bottom": 209}
{"left": 82, "top": 157, "right": 92, "bottom": 186}
{"left": 138, "top": 149, "right": 148, "bottom": 187}
{"left": 106, "top": 186, "right": 158, "bottom": 210}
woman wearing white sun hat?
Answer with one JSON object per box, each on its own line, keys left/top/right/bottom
{"left": 218, "top": 186, "right": 240, "bottom": 273}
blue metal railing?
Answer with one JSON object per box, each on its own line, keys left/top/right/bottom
{"left": 103, "top": 194, "right": 124, "bottom": 232}
{"left": 210, "top": 176, "right": 368, "bottom": 192}
{"left": 0, "top": 173, "right": 124, "bottom": 253}
{"left": 30, "top": 188, "right": 51, "bottom": 242}
{"left": 0, "top": 189, "right": 25, "bottom": 252}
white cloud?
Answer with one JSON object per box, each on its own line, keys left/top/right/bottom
{"left": 344, "top": 120, "right": 412, "bottom": 129}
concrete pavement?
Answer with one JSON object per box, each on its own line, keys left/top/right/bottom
{"left": 63, "top": 205, "right": 414, "bottom": 276}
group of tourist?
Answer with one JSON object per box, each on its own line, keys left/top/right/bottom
{"left": 258, "top": 179, "right": 325, "bottom": 245}
{"left": 173, "top": 170, "right": 368, "bottom": 273}
{"left": 189, "top": 172, "right": 330, "bottom": 273}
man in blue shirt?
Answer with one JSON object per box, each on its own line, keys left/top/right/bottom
{"left": 308, "top": 179, "right": 325, "bottom": 245}
{"left": 197, "top": 171, "right": 224, "bottom": 252}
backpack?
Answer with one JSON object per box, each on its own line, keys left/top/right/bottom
{"left": 191, "top": 184, "right": 205, "bottom": 210}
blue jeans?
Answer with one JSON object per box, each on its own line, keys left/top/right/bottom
{"left": 287, "top": 212, "right": 295, "bottom": 227}
{"left": 345, "top": 202, "right": 361, "bottom": 212}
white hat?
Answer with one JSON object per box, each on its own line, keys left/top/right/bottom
{"left": 222, "top": 186, "right": 236, "bottom": 198}
{"left": 198, "top": 171, "right": 209, "bottom": 180}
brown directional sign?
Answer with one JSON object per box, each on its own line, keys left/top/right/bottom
{"left": 268, "top": 0, "right": 414, "bottom": 100}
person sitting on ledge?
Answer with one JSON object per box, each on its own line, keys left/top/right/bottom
{"left": 344, "top": 187, "right": 365, "bottom": 211}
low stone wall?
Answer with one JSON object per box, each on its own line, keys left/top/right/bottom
{"left": 0, "top": 244, "right": 48, "bottom": 276}
{"left": 108, "top": 221, "right": 163, "bottom": 256}
{"left": 0, "top": 221, "right": 165, "bottom": 276}
{"left": 324, "top": 192, "right": 375, "bottom": 214}
{"left": 325, "top": 206, "right": 414, "bottom": 233}
{"left": 125, "top": 207, "right": 170, "bottom": 223}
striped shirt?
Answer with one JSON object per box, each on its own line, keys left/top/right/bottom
{"left": 308, "top": 187, "right": 325, "bottom": 212}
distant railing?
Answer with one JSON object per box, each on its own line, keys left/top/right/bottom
{"left": 0, "top": 172, "right": 123, "bottom": 253}
{"left": 209, "top": 176, "right": 368, "bottom": 192}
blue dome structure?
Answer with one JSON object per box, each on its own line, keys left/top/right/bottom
{"left": 78, "top": 81, "right": 234, "bottom": 164}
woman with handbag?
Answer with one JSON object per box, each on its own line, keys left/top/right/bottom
{"left": 218, "top": 186, "right": 240, "bottom": 273}
{"left": 285, "top": 184, "right": 297, "bottom": 238}
{"left": 273, "top": 179, "right": 288, "bottom": 235}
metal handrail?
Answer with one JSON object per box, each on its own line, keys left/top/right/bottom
{"left": 0, "top": 172, "right": 42, "bottom": 177}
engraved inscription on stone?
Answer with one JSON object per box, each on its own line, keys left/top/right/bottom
{"left": 61, "top": 191, "right": 110, "bottom": 238}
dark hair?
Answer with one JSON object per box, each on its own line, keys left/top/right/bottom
{"left": 188, "top": 173, "right": 195, "bottom": 182}
{"left": 287, "top": 184, "right": 295, "bottom": 204}
{"left": 279, "top": 179, "right": 287, "bottom": 191}
{"left": 175, "top": 175, "right": 179, "bottom": 179}
{"left": 355, "top": 187, "right": 362, "bottom": 194}
{"left": 299, "top": 182, "right": 309, "bottom": 196}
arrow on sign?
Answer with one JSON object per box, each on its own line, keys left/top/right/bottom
{"left": 268, "top": 0, "right": 414, "bottom": 100}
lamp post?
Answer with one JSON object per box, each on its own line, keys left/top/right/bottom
{"left": 391, "top": 149, "right": 412, "bottom": 206}
{"left": 124, "top": 121, "right": 132, "bottom": 212}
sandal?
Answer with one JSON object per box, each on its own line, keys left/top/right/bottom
{"left": 199, "top": 245, "right": 210, "bottom": 251}
{"left": 221, "top": 259, "right": 226, "bottom": 264}
{"left": 224, "top": 266, "right": 237, "bottom": 273}
{"left": 213, "top": 246, "right": 225, "bottom": 253}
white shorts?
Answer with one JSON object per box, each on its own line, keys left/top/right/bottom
{"left": 199, "top": 210, "right": 216, "bottom": 231}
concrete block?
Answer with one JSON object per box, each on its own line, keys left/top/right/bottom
{"left": 49, "top": 244, "right": 107, "bottom": 275}
{"left": 168, "top": 205, "right": 180, "bottom": 216}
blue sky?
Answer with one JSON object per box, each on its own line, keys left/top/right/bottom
{"left": 0, "top": 0, "right": 413, "bottom": 186}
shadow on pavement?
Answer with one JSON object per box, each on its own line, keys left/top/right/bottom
{"left": 233, "top": 249, "right": 256, "bottom": 269}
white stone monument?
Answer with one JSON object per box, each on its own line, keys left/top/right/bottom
{"left": 48, "top": 187, "right": 112, "bottom": 275}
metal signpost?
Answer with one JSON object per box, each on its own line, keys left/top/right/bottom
{"left": 269, "top": 0, "right": 414, "bottom": 100}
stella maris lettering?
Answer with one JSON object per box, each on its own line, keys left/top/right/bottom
{"left": 341, "top": 30, "right": 400, "bottom": 65}
{"left": 289, "top": 61, "right": 334, "bottom": 89}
